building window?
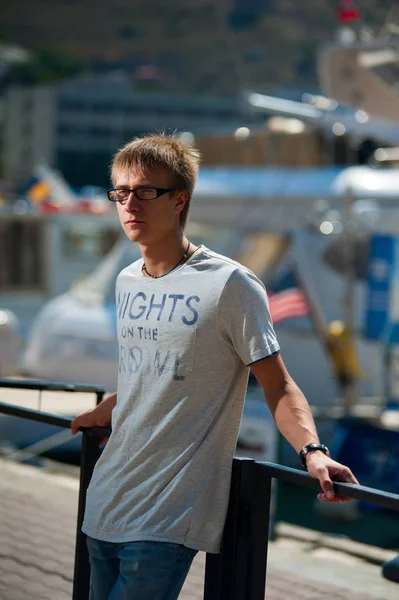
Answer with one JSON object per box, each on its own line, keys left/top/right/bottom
{"left": 62, "top": 226, "right": 120, "bottom": 259}
{"left": 0, "top": 219, "right": 46, "bottom": 290}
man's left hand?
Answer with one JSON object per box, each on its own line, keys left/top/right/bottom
{"left": 306, "top": 452, "right": 359, "bottom": 503}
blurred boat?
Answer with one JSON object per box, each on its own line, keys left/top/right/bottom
{"left": 0, "top": 164, "right": 120, "bottom": 340}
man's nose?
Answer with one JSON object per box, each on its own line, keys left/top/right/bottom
{"left": 124, "top": 193, "right": 141, "bottom": 211}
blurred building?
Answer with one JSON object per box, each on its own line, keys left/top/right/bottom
{"left": 196, "top": 127, "right": 327, "bottom": 167}
{"left": 2, "top": 72, "right": 262, "bottom": 187}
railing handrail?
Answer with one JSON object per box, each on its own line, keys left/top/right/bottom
{"left": 259, "top": 461, "right": 399, "bottom": 512}
{"left": 1, "top": 400, "right": 399, "bottom": 510}
{"left": 0, "top": 377, "right": 106, "bottom": 394}
{"left": 0, "top": 401, "right": 112, "bottom": 438}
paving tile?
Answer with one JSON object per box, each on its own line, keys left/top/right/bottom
{"left": 43, "top": 591, "right": 71, "bottom": 600}
{"left": 47, "top": 578, "right": 73, "bottom": 594}
{"left": 0, "top": 590, "right": 27, "bottom": 600}
{"left": 21, "top": 580, "right": 49, "bottom": 595}
{"left": 0, "top": 574, "right": 23, "bottom": 589}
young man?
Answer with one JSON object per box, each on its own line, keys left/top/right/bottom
{"left": 71, "top": 134, "right": 358, "bottom": 600}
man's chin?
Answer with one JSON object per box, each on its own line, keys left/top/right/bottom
{"left": 123, "top": 229, "right": 146, "bottom": 243}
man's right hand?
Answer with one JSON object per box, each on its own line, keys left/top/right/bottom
{"left": 70, "top": 392, "right": 116, "bottom": 447}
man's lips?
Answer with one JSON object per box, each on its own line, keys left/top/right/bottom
{"left": 125, "top": 219, "right": 144, "bottom": 224}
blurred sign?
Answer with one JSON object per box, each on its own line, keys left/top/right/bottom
{"left": 364, "top": 235, "right": 399, "bottom": 344}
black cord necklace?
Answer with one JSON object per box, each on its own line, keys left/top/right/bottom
{"left": 141, "top": 240, "right": 191, "bottom": 279}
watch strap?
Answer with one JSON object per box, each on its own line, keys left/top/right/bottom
{"left": 299, "top": 443, "right": 330, "bottom": 469}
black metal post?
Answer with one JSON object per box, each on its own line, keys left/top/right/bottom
{"left": 73, "top": 430, "right": 102, "bottom": 600}
{"left": 249, "top": 462, "right": 272, "bottom": 599}
{"left": 204, "top": 457, "right": 272, "bottom": 600}
{"left": 95, "top": 391, "right": 104, "bottom": 407}
{"left": 204, "top": 458, "right": 244, "bottom": 600}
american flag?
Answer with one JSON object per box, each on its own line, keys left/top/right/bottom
{"left": 267, "top": 269, "right": 309, "bottom": 325}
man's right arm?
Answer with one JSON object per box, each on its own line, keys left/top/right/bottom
{"left": 70, "top": 391, "right": 117, "bottom": 435}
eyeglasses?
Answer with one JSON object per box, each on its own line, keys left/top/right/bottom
{"left": 107, "top": 187, "right": 176, "bottom": 203}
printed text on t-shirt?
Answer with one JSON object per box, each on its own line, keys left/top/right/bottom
{"left": 117, "top": 292, "right": 200, "bottom": 325}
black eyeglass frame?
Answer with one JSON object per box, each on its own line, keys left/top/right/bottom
{"left": 107, "top": 187, "right": 176, "bottom": 203}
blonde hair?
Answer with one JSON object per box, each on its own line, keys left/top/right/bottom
{"left": 111, "top": 133, "right": 201, "bottom": 229}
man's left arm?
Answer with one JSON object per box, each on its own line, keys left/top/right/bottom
{"left": 250, "top": 352, "right": 359, "bottom": 502}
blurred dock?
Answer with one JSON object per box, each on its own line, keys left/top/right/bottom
{"left": 1, "top": 456, "right": 398, "bottom": 600}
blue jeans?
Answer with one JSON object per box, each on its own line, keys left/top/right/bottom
{"left": 86, "top": 536, "right": 197, "bottom": 600}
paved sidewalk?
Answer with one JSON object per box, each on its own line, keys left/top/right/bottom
{"left": 0, "top": 457, "right": 398, "bottom": 600}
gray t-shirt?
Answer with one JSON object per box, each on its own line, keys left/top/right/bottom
{"left": 82, "top": 246, "right": 279, "bottom": 553}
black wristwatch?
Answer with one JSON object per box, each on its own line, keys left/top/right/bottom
{"left": 299, "top": 443, "right": 330, "bottom": 469}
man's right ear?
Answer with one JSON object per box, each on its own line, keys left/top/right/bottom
{"left": 175, "top": 190, "right": 188, "bottom": 215}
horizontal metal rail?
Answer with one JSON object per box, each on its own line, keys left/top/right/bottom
{"left": 259, "top": 462, "right": 399, "bottom": 513}
{"left": 0, "top": 377, "right": 105, "bottom": 394}
{"left": 0, "top": 401, "right": 111, "bottom": 438}
{"left": 2, "top": 399, "right": 397, "bottom": 511}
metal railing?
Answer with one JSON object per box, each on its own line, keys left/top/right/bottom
{"left": 205, "top": 458, "right": 399, "bottom": 599}
{"left": 1, "top": 378, "right": 399, "bottom": 599}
